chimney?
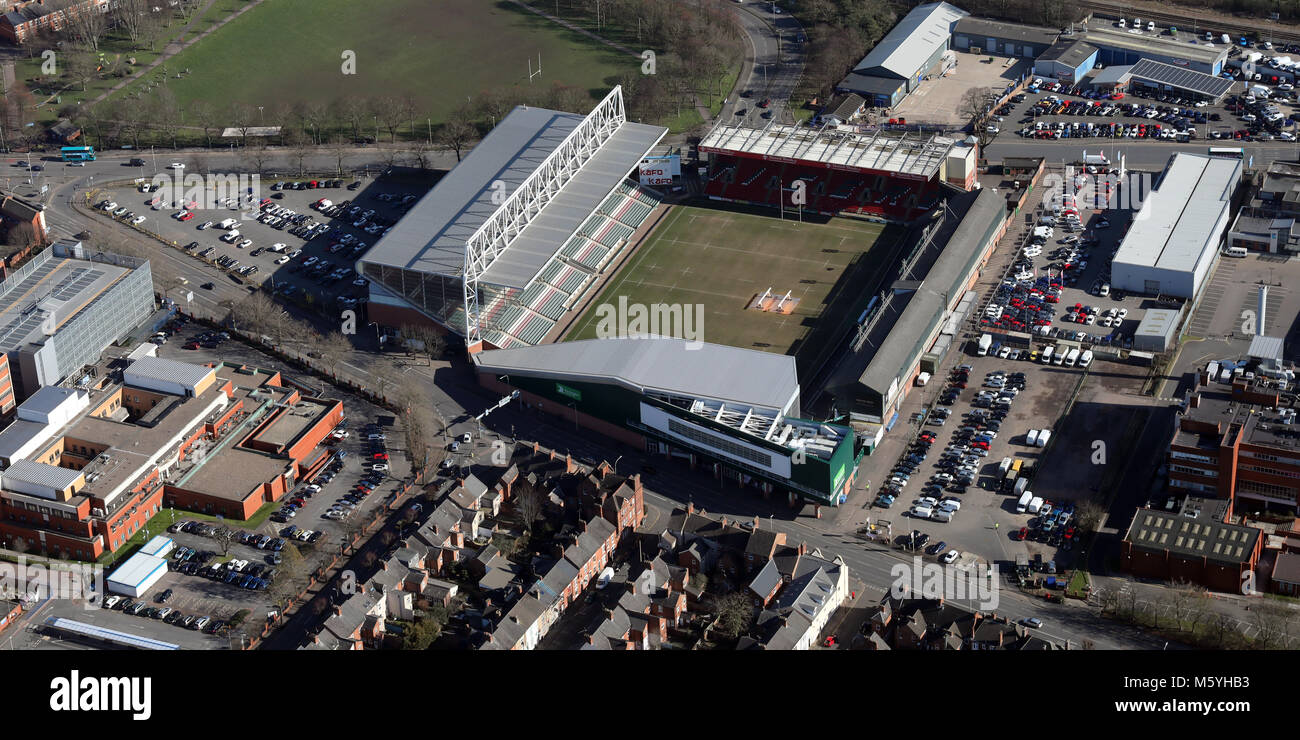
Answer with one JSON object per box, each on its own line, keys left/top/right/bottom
{"left": 1258, "top": 283, "right": 1269, "bottom": 335}
{"left": 721, "top": 516, "right": 729, "bottom": 527}
{"left": 753, "top": 515, "right": 761, "bottom": 530}
{"left": 1189, "top": 393, "right": 1201, "bottom": 409}
{"left": 587, "top": 633, "right": 596, "bottom": 645}
{"left": 554, "top": 544, "right": 565, "bottom": 559}
{"left": 333, "top": 605, "right": 342, "bottom": 617}
{"left": 799, "top": 541, "right": 807, "bottom": 556}
{"left": 578, "top": 518, "right": 589, "bottom": 533}
{"left": 686, "top": 501, "right": 694, "bottom": 515}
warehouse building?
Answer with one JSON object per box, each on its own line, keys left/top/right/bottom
{"left": 474, "top": 338, "right": 863, "bottom": 507}
{"left": 1088, "top": 58, "right": 1235, "bottom": 103}
{"left": 838, "top": 2, "right": 969, "bottom": 107}
{"left": 1132, "top": 307, "right": 1182, "bottom": 352}
{"left": 106, "top": 551, "right": 168, "bottom": 598}
{"left": 952, "top": 17, "right": 1058, "bottom": 57}
{"left": 1111, "top": 153, "right": 1241, "bottom": 299}
{"left": 0, "top": 240, "right": 154, "bottom": 403}
{"left": 1033, "top": 39, "right": 1099, "bottom": 83}
{"left": 1081, "top": 27, "right": 1228, "bottom": 75}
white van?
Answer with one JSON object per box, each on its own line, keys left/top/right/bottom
{"left": 1016, "top": 491, "right": 1033, "bottom": 513}
{"left": 931, "top": 510, "right": 953, "bottom": 523}
{"left": 1027, "top": 429, "right": 1040, "bottom": 446}
{"left": 999, "top": 457, "right": 1013, "bottom": 476}
{"left": 1036, "top": 430, "right": 1052, "bottom": 448}
{"left": 1052, "top": 347, "right": 1066, "bottom": 365}
{"left": 220, "top": 230, "right": 241, "bottom": 243}
{"left": 1099, "top": 283, "right": 1110, "bottom": 298}
{"left": 1078, "top": 350, "right": 1093, "bottom": 368}
{"left": 1027, "top": 496, "right": 1044, "bottom": 514}
{"left": 911, "top": 505, "right": 933, "bottom": 519}
{"left": 1041, "top": 346, "right": 1055, "bottom": 365}
{"left": 1223, "top": 246, "right": 1248, "bottom": 258}
{"left": 1015, "top": 478, "right": 1029, "bottom": 497}
{"left": 217, "top": 218, "right": 238, "bottom": 230}
{"left": 1064, "top": 348, "right": 1080, "bottom": 367}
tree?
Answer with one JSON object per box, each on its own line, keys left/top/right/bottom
{"left": 402, "top": 615, "right": 442, "bottom": 649}
{"left": 64, "top": 4, "right": 109, "bottom": 50}
{"left": 327, "top": 134, "right": 349, "bottom": 177}
{"left": 436, "top": 108, "right": 477, "bottom": 163}
{"left": 314, "top": 330, "right": 353, "bottom": 379}
{"left": 212, "top": 526, "right": 238, "bottom": 557}
{"left": 190, "top": 100, "right": 217, "bottom": 148}
{"left": 399, "top": 322, "right": 445, "bottom": 364}
{"left": 268, "top": 541, "right": 306, "bottom": 610}
{"left": 113, "top": 0, "right": 152, "bottom": 48}
{"left": 229, "top": 102, "right": 256, "bottom": 145}
{"left": 63, "top": 45, "right": 97, "bottom": 92}
{"left": 714, "top": 592, "right": 754, "bottom": 638}
{"left": 1251, "top": 602, "right": 1293, "bottom": 649}
{"left": 284, "top": 127, "right": 311, "bottom": 176}
{"left": 151, "top": 87, "right": 182, "bottom": 148}
{"left": 1073, "top": 500, "right": 1106, "bottom": 535}
{"left": 241, "top": 140, "right": 272, "bottom": 176}
{"left": 514, "top": 480, "right": 543, "bottom": 534}
{"left": 406, "top": 140, "right": 434, "bottom": 171}
{"left": 961, "top": 87, "right": 999, "bottom": 147}
{"left": 4, "top": 222, "right": 38, "bottom": 250}
{"left": 332, "top": 96, "right": 367, "bottom": 142}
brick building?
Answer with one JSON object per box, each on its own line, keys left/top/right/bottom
{"left": 0, "top": 0, "right": 110, "bottom": 45}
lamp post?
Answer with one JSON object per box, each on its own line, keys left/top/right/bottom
{"left": 614, "top": 455, "right": 623, "bottom": 475}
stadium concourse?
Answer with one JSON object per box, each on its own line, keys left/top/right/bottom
{"left": 358, "top": 86, "right": 668, "bottom": 350}
{"left": 698, "top": 121, "right": 964, "bottom": 222}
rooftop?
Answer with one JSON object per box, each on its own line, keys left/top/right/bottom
{"left": 123, "top": 356, "right": 216, "bottom": 391}
{"left": 1126, "top": 508, "right": 1259, "bottom": 564}
{"left": 1126, "top": 58, "right": 1236, "bottom": 98}
{"left": 358, "top": 95, "right": 665, "bottom": 289}
{"left": 0, "top": 249, "right": 133, "bottom": 355}
{"left": 699, "top": 122, "right": 955, "bottom": 178}
{"left": 954, "top": 17, "right": 1058, "bottom": 46}
{"left": 1037, "top": 39, "right": 1098, "bottom": 68}
{"left": 1113, "top": 153, "right": 1240, "bottom": 274}
{"left": 853, "top": 2, "right": 969, "bottom": 79}
{"left": 1080, "top": 27, "right": 1229, "bottom": 65}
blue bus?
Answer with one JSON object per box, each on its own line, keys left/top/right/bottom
{"left": 60, "top": 146, "right": 95, "bottom": 162}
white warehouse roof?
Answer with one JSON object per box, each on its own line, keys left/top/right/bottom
{"left": 107, "top": 552, "right": 168, "bottom": 590}
{"left": 2, "top": 459, "right": 82, "bottom": 491}
{"left": 1114, "top": 153, "right": 1240, "bottom": 274}
{"left": 124, "top": 356, "right": 214, "bottom": 392}
{"left": 853, "top": 2, "right": 968, "bottom": 79}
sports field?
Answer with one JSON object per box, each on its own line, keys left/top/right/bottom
{"left": 107, "top": 0, "right": 637, "bottom": 127}
{"left": 566, "top": 205, "right": 904, "bottom": 374}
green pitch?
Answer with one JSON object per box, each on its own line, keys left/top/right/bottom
{"left": 107, "top": 0, "right": 636, "bottom": 126}
{"left": 566, "top": 204, "right": 904, "bottom": 375}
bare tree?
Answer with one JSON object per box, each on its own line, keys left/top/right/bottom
{"left": 229, "top": 102, "right": 256, "bottom": 145}
{"left": 399, "top": 323, "right": 445, "bottom": 364}
{"left": 151, "top": 87, "right": 182, "bottom": 148}
{"left": 241, "top": 140, "right": 272, "bottom": 176}
{"left": 406, "top": 140, "right": 434, "bottom": 171}
{"left": 1252, "top": 602, "right": 1293, "bottom": 649}
{"left": 189, "top": 100, "right": 217, "bottom": 148}
{"left": 113, "top": 0, "right": 151, "bottom": 48}
{"left": 212, "top": 526, "right": 238, "bottom": 557}
{"left": 64, "top": 3, "right": 109, "bottom": 50}
{"left": 327, "top": 134, "right": 349, "bottom": 177}
{"left": 514, "top": 479, "right": 543, "bottom": 534}
{"left": 63, "top": 45, "right": 97, "bottom": 91}
{"left": 314, "top": 330, "right": 353, "bottom": 379}
{"left": 436, "top": 109, "right": 477, "bottom": 163}
{"left": 332, "top": 96, "right": 367, "bottom": 142}
{"left": 284, "top": 127, "right": 311, "bottom": 176}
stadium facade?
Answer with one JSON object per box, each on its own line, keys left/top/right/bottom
{"left": 699, "top": 120, "right": 959, "bottom": 222}
{"left": 357, "top": 87, "right": 668, "bottom": 351}
{"left": 474, "top": 338, "right": 863, "bottom": 506}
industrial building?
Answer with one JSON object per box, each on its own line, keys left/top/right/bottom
{"left": 0, "top": 240, "right": 154, "bottom": 403}
{"left": 837, "top": 2, "right": 969, "bottom": 107}
{"left": 951, "top": 17, "right": 1058, "bottom": 57}
{"left": 106, "top": 551, "right": 168, "bottom": 598}
{"left": 0, "top": 354, "right": 343, "bottom": 560}
{"left": 1132, "top": 307, "right": 1182, "bottom": 352}
{"left": 1088, "top": 58, "right": 1235, "bottom": 103}
{"left": 1033, "top": 39, "right": 1099, "bottom": 83}
{"left": 826, "top": 187, "right": 1008, "bottom": 437}
{"left": 1110, "top": 153, "right": 1241, "bottom": 299}
{"left": 473, "top": 337, "right": 863, "bottom": 506}
{"left": 1080, "top": 27, "right": 1228, "bottom": 75}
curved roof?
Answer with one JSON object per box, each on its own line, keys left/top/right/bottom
{"left": 853, "top": 2, "right": 968, "bottom": 80}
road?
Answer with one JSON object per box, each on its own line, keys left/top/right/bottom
{"left": 984, "top": 138, "right": 1300, "bottom": 169}
{"left": 722, "top": 3, "right": 806, "bottom": 127}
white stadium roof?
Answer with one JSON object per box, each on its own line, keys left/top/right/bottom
{"left": 699, "top": 123, "right": 954, "bottom": 179}
{"left": 359, "top": 103, "right": 664, "bottom": 289}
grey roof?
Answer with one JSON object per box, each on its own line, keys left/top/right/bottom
{"left": 20, "top": 385, "right": 82, "bottom": 417}
{"left": 0, "top": 250, "right": 127, "bottom": 355}
{"left": 1037, "top": 39, "right": 1097, "bottom": 68}
{"left": 106, "top": 553, "right": 168, "bottom": 589}
{"left": 125, "top": 357, "right": 214, "bottom": 391}
{"left": 1134, "top": 308, "right": 1180, "bottom": 340}
{"left": 853, "top": 2, "right": 968, "bottom": 79}
{"left": 2, "top": 459, "right": 83, "bottom": 491}
{"left": 359, "top": 104, "right": 664, "bottom": 290}
{"left": 748, "top": 558, "right": 782, "bottom": 599}
{"left": 0, "top": 419, "right": 48, "bottom": 461}
{"left": 953, "top": 17, "right": 1058, "bottom": 46}
{"left": 824, "top": 93, "right": 866, "bottom": 120}
{"left": 1272, "top": 551, "right": 1300, "bottom": 584}
{"left": 1248, "top": 334, "right": 1284, "bottom": 362}
{"left": 837, "top": 72, "right": 908, "bottom": 97}
{"left": 1126, "top": 508, "right": 1259, "bottom": 564}
{"left": 1082, "top": 27, "right": 1228, "bottom": 66}
{"left": 1090, "top": 64, "right": 1134, "bottom": 86}
{"left": 1114, "top": 153, "right": 1240, "bottom": 274}
{"left": 474, "top": 337, "right": 800, "bottom": 413}
{"left": 858, "top": 188, "right": 1005, "bottom": 394}
{"left": 1127, "top": 58, "right": 1235, "bottom": 98}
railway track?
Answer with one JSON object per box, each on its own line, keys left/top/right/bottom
{"left": 1078, "top": 0, "right": 1300, "bottom": 46}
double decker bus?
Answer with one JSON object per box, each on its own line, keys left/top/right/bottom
{"left": 60, "top": 146, "right": 96, "bottom": 162}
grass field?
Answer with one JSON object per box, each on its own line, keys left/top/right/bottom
{"left": 566, "top": 204, "right": 904, "bottom": 375}
{"left": 105, "top": 0, "right": 637, "bottom": 129}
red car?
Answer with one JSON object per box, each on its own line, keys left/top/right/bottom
{"left": 179, "top": 212, "right": 195, "bottom": 221}
{"left": 1014, "top": 527, "right": 1028, "bottom": 541}
{"left": 372, "top": 452, "right": 389, "bottom": 461}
